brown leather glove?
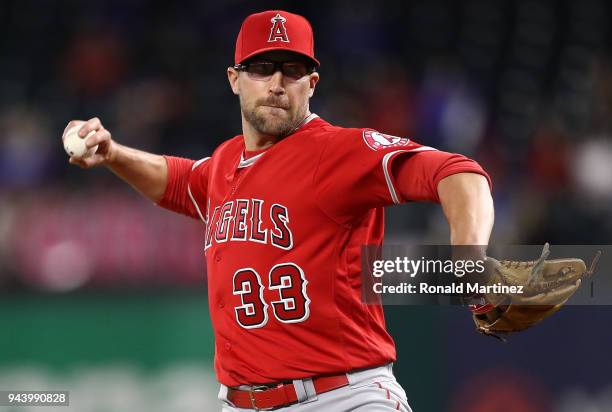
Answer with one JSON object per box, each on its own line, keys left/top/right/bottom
{"left": 470, "top": 243, "right": 600, "bottom": 340}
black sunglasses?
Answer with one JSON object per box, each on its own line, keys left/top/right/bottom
{"left": 233, "top": 61, "right": 316, "bottom": 81}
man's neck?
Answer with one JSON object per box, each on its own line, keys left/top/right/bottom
{"left": 242, "top": 111, "right": 313, "bottom": 151}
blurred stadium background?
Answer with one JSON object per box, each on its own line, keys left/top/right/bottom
{"left": 1, "top": 0, "right": 611, "bottom": 411}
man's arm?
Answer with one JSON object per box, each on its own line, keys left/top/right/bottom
{"left": 103, "top": 143, "right": 168, "bottom": 203}
{"left": 393, "top": 152, "right": 494, "bottom": 291}
{"left": 437, "top": 172, "right": 494, "bottom": 246}
{"left": 392, "top": 150, "right": 494, "bottom": 251}
{"left": 64, "top": 117, "right": 168, "bottom": 203}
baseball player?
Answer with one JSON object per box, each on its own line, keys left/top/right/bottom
{"left": 64, "top": 10, "right": 494, "bottom": 411}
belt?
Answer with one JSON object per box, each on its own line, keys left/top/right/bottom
{"left": 227, "top": 373, "right": 349, "bottom": 410}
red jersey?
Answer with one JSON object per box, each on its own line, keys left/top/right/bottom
{"left": 159, "top": 116, "right": 488, "bottom": 386}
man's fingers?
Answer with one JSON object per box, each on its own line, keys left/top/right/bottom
{"left": 79, "top": 117, "right": 102, "bottom": 137}
{"left": 85, "top": 128, "right": 110, "bottom": 149}
{"left": 69, "top": 156, "right": 87, "bottom": 168}
{"left": 65, "top": 118, "right": 110, "bottom": 169}
{"left": 83, "top": 154, "right": 106, "bottom": 166}
{"left": 69, "top": 153, "right": 105, "bottom": 168}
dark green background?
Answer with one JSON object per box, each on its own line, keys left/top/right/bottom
{"left": 0, "top": 294, "right": 443, "bottom": 411}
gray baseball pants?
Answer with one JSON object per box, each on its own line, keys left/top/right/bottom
{"left": 218, "top": 363, "right": 413, "bottom": 411}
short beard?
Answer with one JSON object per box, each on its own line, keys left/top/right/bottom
{"left": 241, "top": 97, "right": 304, "bottom": 138}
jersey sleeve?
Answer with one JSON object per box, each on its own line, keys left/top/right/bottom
{"left": 313, "top": 128, "right": 437, "bottom": 222}
{"left": 392, "top": 150, "right": 492, "bottom": 203}
{"left": 157, "top": 155, "right": 210, "bottom": 222}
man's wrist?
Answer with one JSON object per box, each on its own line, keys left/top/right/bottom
{"left": 103, "top": 141, "right": 123, "bottom": 167}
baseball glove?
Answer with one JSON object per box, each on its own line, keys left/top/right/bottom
{"left": 469, "top": 243, "right": 600, "bottom": 340}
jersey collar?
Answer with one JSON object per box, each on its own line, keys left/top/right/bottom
{"left": 238, "top": 113, "right": 320, "bottom": 168}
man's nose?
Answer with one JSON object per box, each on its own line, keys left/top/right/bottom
{"left": 268, "top": 70, "right": 286, "bottom": 95}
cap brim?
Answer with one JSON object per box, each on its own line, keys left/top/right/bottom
{"left": 238, "top": 46, "right": 320, "bottom": 67}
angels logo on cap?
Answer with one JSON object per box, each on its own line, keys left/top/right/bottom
{"left": 268, "top": 13, "right": 289, "bottom": 43}
{"left": 362, "top": 130, "right": 410, "bottom": 151}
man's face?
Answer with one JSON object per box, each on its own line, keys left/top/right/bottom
{"left": 228, "top": 51, "right": 319, "bottom": 138}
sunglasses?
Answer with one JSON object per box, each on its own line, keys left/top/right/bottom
{"left": 233, "top": 61, "right": 316, "bottom": 81}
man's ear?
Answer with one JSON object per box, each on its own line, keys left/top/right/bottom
{"left": 308, "top": 72, "right": 319, "bottom": 98}
{"left": 227, "top": 67, "right": 240, "bottom": 95}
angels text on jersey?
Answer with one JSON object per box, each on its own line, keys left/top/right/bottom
{"left": 205, "top": 198, "right": 293, "bottom": 251}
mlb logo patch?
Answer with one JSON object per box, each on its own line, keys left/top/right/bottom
{"left": 362, "top": 130, "right": 410, "bottom": 151}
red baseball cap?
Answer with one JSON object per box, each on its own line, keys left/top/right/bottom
{"left": 235, "top": 10, "right": 320, "bottom": 67}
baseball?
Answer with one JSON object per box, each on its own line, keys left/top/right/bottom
{"left": 63, "top": 125, "right": 98, "bottom": 158}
